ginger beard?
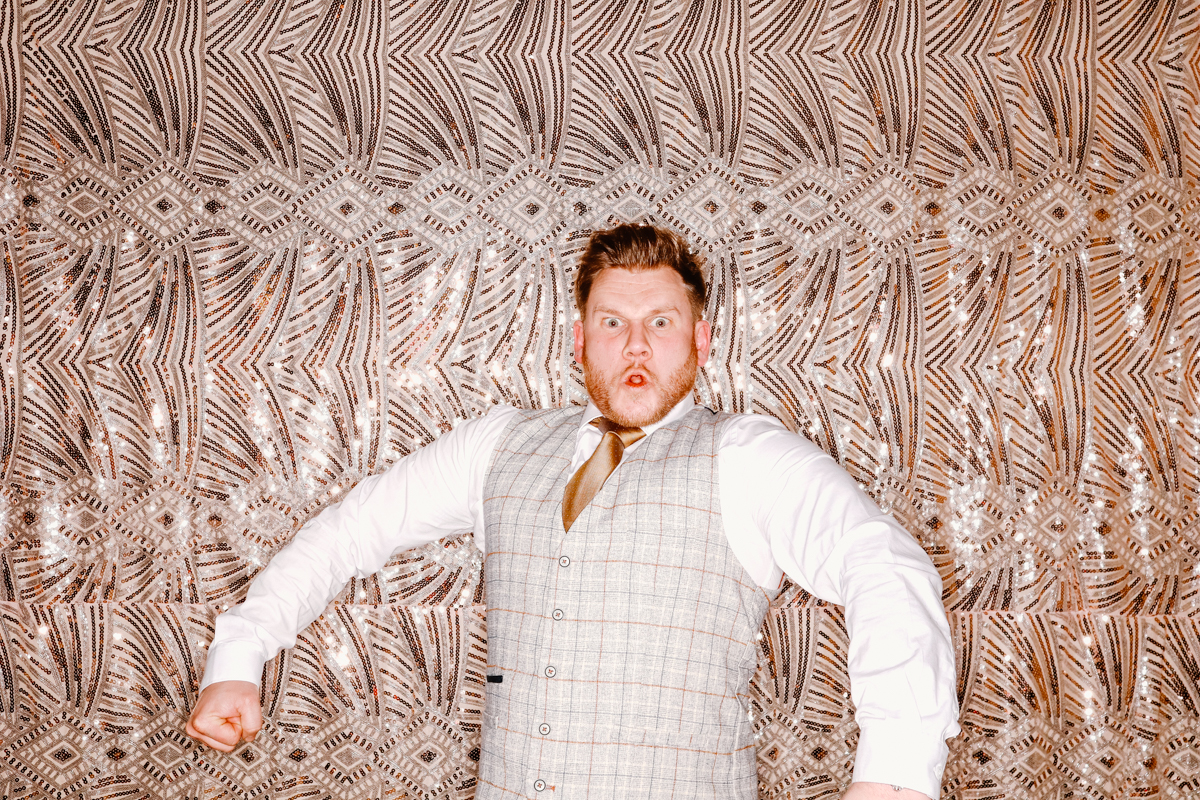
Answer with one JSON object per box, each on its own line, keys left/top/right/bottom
{"left": 580, "top": 341, "right": 699, "bottom": 428}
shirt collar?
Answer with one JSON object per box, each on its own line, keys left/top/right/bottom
{"left": 579, "top": 394, "right": 696, "bottom": 438}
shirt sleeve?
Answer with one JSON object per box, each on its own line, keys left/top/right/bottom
{"left": 721, "top": 416, "right": 961, "bottom": 799}
{"left": 199, "top": 405, "right": 520, "bottom": 690}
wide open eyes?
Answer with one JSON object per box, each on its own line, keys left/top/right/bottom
{"left": 597, "top": 315, "right": 671, "bottom": 330}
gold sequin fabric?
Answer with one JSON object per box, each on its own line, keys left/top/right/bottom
{"left": 0, "top": 0, "right": 1198, "bottom": 798}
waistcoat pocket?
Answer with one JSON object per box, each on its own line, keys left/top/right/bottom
{"left": 615, "top": 720, "right": 724, "bottom": 750}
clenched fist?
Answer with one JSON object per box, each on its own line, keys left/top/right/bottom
{"left": 186, "top": 680, "right": 262, "bottom": 752}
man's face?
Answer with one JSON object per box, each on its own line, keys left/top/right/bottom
{"left": 573, "top": 267, "right": 711, "bottom": 428}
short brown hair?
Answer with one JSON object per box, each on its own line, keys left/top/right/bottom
{"left": 574, "top": 224, "right": 707, "bottom": 319}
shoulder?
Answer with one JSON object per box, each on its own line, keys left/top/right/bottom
{"left": 418, "top": 404, "right": 524, "bottom": 457}
{"left": 717, "top": 411, "right": 832, "bottom": 467}
{"left": 454, "top": 403, "right": 522, "bottom": 436}
{"left": 463, "top": 404, "right": 578, "bottom": 431}
{"left": 502, "top": 405, "right": 586, "bottom": 432}
{"left": 716, "top": 412, "right": 863, "bottom": 516}
{"left": 510, "top": 405, "right": 583, "bottom": 421}
{"left": 485, "top": 404, "right": 586, "bottom": 453}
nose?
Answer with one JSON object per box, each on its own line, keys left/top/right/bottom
{"left": 623, "top": 323, "right": 651, "bottom": 360}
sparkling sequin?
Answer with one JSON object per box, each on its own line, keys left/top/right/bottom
{"left": 0, "top": 2, "right": 1196, "bottom": 798}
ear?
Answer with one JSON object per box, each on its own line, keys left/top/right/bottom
{"left": 573, "top": 318, "right": 585, "bottom": 364}
{"left": 694, "top": 318, "right": 711, "bottom": 368}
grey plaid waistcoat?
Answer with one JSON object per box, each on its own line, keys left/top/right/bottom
{"left": 478, "top": 406, "right": 771, "bottom": 799}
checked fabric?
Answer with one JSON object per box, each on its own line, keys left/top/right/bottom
{"left": 481, "top": 407, "right": 768, "bottom": 799}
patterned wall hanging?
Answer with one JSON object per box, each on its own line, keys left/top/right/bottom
{"left": 0, "top": 0, "right": 1198, "bottom": 798}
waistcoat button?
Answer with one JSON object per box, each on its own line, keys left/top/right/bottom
{"left": 545, "top": 665, "right": 556, "bottom": 677}
{"left": 539, "top": 723, "right": 551, "bottom": 735}
{"left": 552, "top": 609, "right": 564, "bottom": 620}
{"left": 534, "top": 779, "right": 546, "bottom": 791}
{"left": 558, "top": 556, "right": 570, "bottom": 567}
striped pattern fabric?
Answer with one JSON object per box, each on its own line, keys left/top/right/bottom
{"left": 481, "top": 407, "right": 770, "bottom": 798}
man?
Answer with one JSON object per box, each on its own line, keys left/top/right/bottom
{"left": 188, "top": 224, "right": 960, "bottom": 799}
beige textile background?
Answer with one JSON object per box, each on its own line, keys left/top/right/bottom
{"left": 0, "top": 0, "right": 1198, "bottom": 797}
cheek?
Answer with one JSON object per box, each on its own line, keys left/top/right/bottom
{"left": 661, "top": 333, "right": 693, "bottom": 356}
{"left": 589, "top": 337, "right": 624, "bottom": 365}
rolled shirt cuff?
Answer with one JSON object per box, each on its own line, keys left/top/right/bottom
{"left": 198, "top": 638, "right": 269, "bottom": 691}
{"left": 851, "top": 719, "right": 952, "bottom": 799}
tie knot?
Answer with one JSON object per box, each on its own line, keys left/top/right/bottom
{"left": 591, "top": 417, "right": 645, "bottom": 447}
{"left": 563, "top": 417, "right": 647, "bottom": 530}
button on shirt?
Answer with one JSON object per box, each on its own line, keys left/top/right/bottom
{"left": 200, "top": 396, "right": 961, "bottom": 798}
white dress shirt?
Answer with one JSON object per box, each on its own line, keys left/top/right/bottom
{"left": 201, "top": 396, "right": 960, "bottom": 797}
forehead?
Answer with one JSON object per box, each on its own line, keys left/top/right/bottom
{"left": 585, "top": 267, "right": 690, "bottom": 313}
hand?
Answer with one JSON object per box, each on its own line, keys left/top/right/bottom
{"left": 186, "top": 680, "right": 262, "bottom": 752}
{"left": 842, "top": 782, "right": 932, "bottom": 800}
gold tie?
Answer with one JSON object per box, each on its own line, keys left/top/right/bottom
{"left": 562, "top": 418, "right": 645, "bottom": 531}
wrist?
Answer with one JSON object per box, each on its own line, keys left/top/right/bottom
{"left": 844, "top": 782, "right": 932, "bottom": 800}
{"left": 199, "top": 640, "right": 267, "bottom": 690}
{"left": 851, "top": 719, "right": 949, "bottom": 799}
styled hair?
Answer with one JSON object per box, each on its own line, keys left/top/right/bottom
{"left": 574, "top": 224, "right": 707, "bottom": 319}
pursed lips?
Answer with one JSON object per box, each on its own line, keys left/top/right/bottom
{"left": 623, "top": 367, "right": 653, "bottom": 388}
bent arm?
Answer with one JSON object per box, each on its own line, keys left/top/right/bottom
{"left": 723, "top": 419, "right": 960, "bottom": 800}
{"left": 200, "top": 406, "right": 518, "bottom": 689}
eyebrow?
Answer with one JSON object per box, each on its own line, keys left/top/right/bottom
{"left": 593, "top": 306, "right": 681, "bottom": 316}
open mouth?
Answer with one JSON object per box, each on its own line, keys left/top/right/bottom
{"left": 625, "top": 371, "right": 649, "bottom": 388}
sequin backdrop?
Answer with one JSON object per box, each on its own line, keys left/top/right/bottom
{"left": 0, "top": 0, "right": 1198, "bottom": 797}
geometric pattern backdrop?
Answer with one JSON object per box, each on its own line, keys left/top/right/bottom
{"left": 1, "top": 0, "right": 1198, "bottom": 798}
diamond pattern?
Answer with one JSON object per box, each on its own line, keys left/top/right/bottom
{"left": 947, "top": 169, "right": 1016, "bottom": 239}
{"left": 373, "top": 710, "right": 467, "bottom": 799}
{"left": 2, "top": 2, "right": 1199, "bottom": 799}
{"left": 38, "top": 159, "right": 121, "bottom": 246}
{"left": 106, "top": 477, "right": 204, "bottom": 560}
{"left": 476, "top": 163, "right": 567, "bottom": 253}
{"left": 304, "top": 727, "right": 378, "bottom": 798}
{"left": 112, "top": 162, "right": 203, "bottom": 251}
{"left": 2, "top": 714, "right": 105, "bottom": 799}
{"left": 216, "top": 163, "right": 302, "bottom": 252}
{"left": 656, "top": 162, "right": 746, "bottom": 251}
{"left": 834, "top": 163, "right": 918, "bottom": 252}
{"left": 1007, "top": 169, "right": 1091, "bottom": 257}
{"left": 1116, "top": 173, "right": 1185, "bottom": 259}
{"left": 1051, "top": 722, "right": 1135, "bottom": 797}
{"left": 759, "top": 166, "right": 842, "bottom": 249}
{"left": 192, "top": 723, "right": 284, "bottom": 798}
{"left": 585, "top": 163, "right": 665, "bottom": 228}
{"left": 292, "top": 165, "right": 386, "bottom": 252}
{"left": 404, "top": 166, "right": 482, "bottom": 251}
{"left": 137, "top": 719, "right": 196, "bottom": 786}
